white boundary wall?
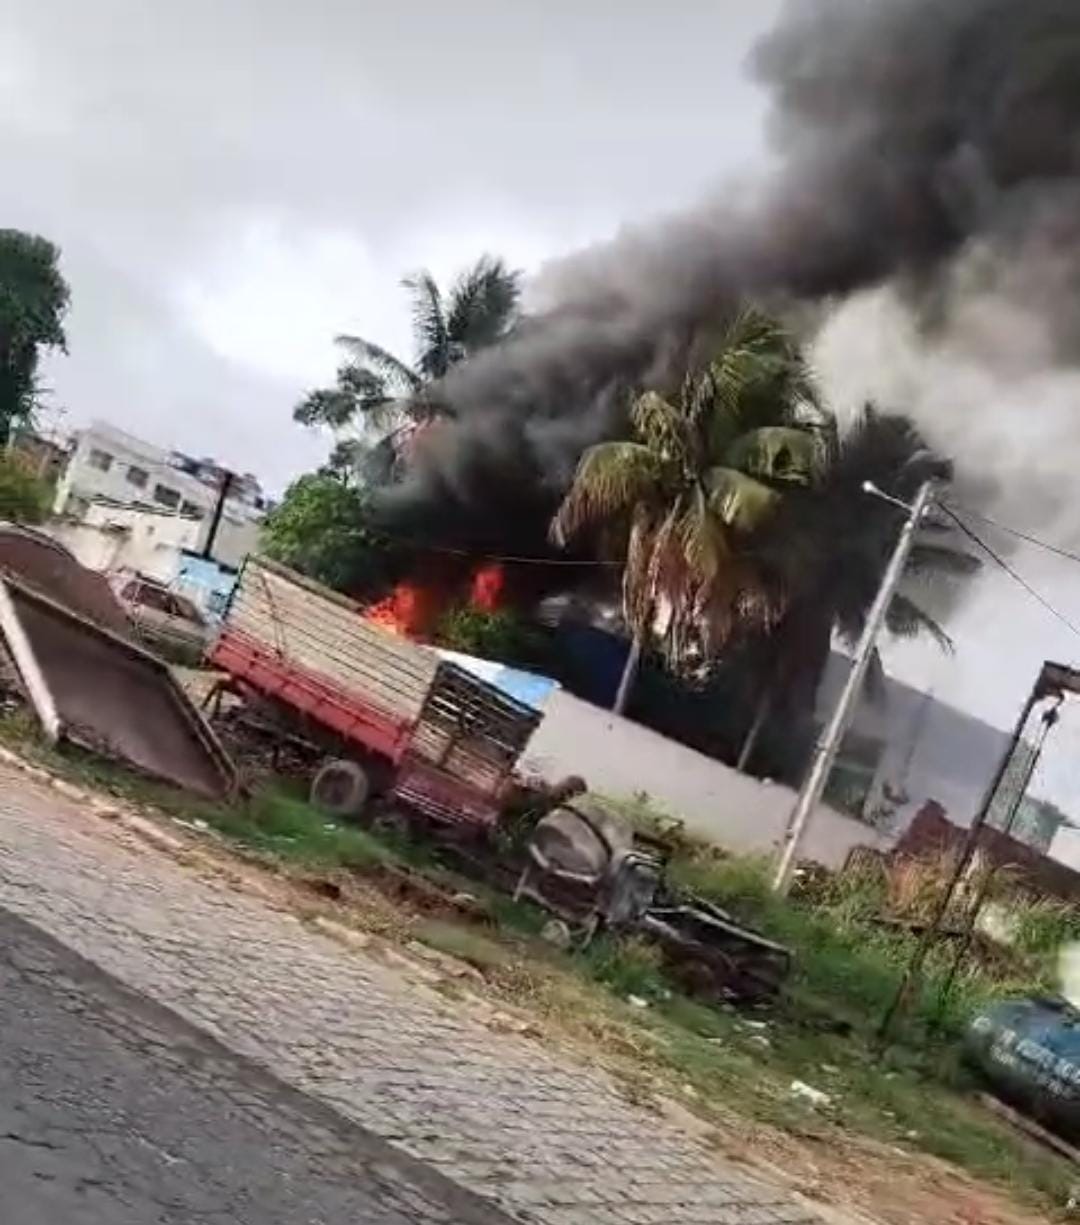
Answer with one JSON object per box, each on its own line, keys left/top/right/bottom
{"left": 523, "top": 690, "right": 885, "bottom": 869}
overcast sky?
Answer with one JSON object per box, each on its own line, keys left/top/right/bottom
{"left": 6, "top": 0, "right": 1080, "bottom": 805}
{"left": 0, "top": 0, "right": 780, "bottom": 489}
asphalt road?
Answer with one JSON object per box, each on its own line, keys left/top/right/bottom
{"left": 0, "top": 906, "right": 510, "bottom": 1225}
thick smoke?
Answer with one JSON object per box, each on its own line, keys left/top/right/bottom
{"left": 379, "top": 0, "right": 1080, "bottom": 550}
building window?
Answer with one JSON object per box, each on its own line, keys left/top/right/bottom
{"left": 126, "top": 465, "right": 149, "bottom": 489}
{"left": 153, "top": 484, "right": 180, "bottom": 509}
{"left": 180, "top": 500, "right": 205, "bottom": 519}
{"left": 88, "top": 448, "right": 114, "bottom": 473}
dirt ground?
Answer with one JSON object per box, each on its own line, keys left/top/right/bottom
{"left": 2, "top": 712, "right": 1067, "bottom": 1225}
{"left": 99, "top": 806, "right": 1071, "bottom": 1225}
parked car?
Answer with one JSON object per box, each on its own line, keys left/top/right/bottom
{"left": 112, "top": 573, "right": 210, "bottom": 663}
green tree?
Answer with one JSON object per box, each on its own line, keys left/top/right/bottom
{"left": 294, "top": 255, "right": 521, "bottom": 479}
{"left": 0, "top": 231, "right": 69, "bottom": 443}
{"left": 0, "top": 452, "right": 51, "bottom": 523}
{"left": 734, "top": 407, "right": 978, "bottom": 772}
{"left": 260, "top": 472, "right": 405, "bottom": 596}
{"left": 434, "top": 605, "right": 548, "bottom": 671}
{"left": 551, "top": 309, "right": 826, "bottom": 712}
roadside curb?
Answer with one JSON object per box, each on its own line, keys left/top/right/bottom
{"left": 0, "top": 743, "right": 195, "bottom": 858}
{"left": 0, "top": 742, "right": 550, "bottom": 1044}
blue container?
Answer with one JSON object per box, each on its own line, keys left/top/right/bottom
{"left": 966, "top": 996, "right": 1080, "bottom": 1139}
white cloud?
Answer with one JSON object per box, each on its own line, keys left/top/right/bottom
{"left": 178, "top": 220, "right": 389, "bottom": 385}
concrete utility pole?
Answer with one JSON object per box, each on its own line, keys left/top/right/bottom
{"left": 772, "top": 480, "right": 936, "bottom": 894}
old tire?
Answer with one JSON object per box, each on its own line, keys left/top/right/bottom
{"left": 310, "top": 759, "right": 370, "bottom": 820}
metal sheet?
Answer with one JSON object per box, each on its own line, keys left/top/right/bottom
{"left": 0, "top": 525, "right": 131, "bottom": 634}
{"left": 1, "top": 578, "right": 235, "bottom": 799}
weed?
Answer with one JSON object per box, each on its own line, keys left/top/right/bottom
{"left": 580, "top": 935, "right": 668, "bottom": 1001}
{"left": 1, "top": 718, "right": 1074, "bottom": 1215}
{"left": 243, "top": 790, "right": 400, "bottom": 870}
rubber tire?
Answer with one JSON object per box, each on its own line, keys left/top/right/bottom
{"left": 309, "top": 759, "right": 370, "bottom": 820}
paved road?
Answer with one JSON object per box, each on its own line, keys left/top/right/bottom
{"left": 0, "top": 762, "right": 816, "bottom": 1225}
{"left": 0, "top": 905, "right": 509, "bottom": 1225}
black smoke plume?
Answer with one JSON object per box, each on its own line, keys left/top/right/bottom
{"left": 377, "top": 0, "right": 1080, "bottom": 551}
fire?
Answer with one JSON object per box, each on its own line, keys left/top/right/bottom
{"left": 364, "top": 582, "right": 442, "bottom": 638}
{"left": 470, "top": 563, "right": 505, "bottom": 612}
{"left": 364, "top": 561, "right": 508, "bottom": 639}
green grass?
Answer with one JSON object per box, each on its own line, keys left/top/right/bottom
{"left": 2, "top": 715, "right": 1074, "bottom": 1214}
{"left": 580, "top": 935, "right": 668, "bottom": 1000}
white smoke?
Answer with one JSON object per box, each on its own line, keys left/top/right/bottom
{"left": 813, "top": 239, "right": 1080, "bottom": 543}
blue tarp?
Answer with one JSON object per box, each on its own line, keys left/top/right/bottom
{"left": 434, "top": 648, "right": 559, "bottom": 712}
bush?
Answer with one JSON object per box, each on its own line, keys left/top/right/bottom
{"left": 434, "top": 605, "right": 548, "bottom": 670}
{"left": 261, "top": 473, "right": 407, "bottom": 597}
{"left": 581, "top": 935, "right": 668, "bottom": 1000}
{"left": 658, "top": 840, "right": 1011, "bottom": 1039}
{"left": 0, "top": 452, "right": 50, "bottom": 523}
{"left": 244, "top": 790, "right": 398, "bottom": 869}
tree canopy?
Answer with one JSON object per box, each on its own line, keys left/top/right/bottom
{"left": 0, "top": 230, "right": 69, "bottom": 443}
{"left": 0, "top": 452, "right": 51, "bottom": 524}
{"left": 552, "top": 309, "right": 827, "bottom": 680}
{"left": 294, "top": 255, "right": 521, "bottom": 481}
{"left": 260, "top": 472, "right": 407, "bottom": 597}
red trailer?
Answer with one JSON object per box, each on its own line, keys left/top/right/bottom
{"left": 207, "top": 556, "right": 542, "bottom": 828}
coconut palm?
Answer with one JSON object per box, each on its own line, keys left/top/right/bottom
{"left": 733, "top": 406, "right": 978, "bottom": 771}
{"left": 294, "top": 255, "right": 521, "bottom": 476}
{"left": 551, "top": 309, "right": 827, "bottom": 713}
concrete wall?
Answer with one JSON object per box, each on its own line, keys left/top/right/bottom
{"left": 48, "top": 506, "right": 201, "bottom": 585}
{"left": 522, "top": 690, "right": 885, "bottom": 868}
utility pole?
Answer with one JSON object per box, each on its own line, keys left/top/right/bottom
{"left": 877, "top": 673, "right": 1044, "bottom": 1043}
{"left": 772, "top": 480, "right": 935, "bottom": 894}
{"left": 877, "top": 661, "right": 1080, "bottom": 1045}
{"left": 933, "top": 698, "right": 1060, "bottom": 1011}
{"left": 201, "top": 469, "right": 235, "bottom": 562}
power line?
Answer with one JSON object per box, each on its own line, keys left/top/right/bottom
{"left": 368, "top": 527, "right": 621, "bottom": 568}
{"left": 942, "top": 506, "right": 1080, "bottom": 640}
{"left": 369, "top": 500, "right": 1080, "bottom": 580}
{"left": 946, "top": 503, "right": 1080, "bottom": 568}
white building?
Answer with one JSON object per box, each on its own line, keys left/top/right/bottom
{"left": 52, "top": 421, "right": 264, "bottom": 569}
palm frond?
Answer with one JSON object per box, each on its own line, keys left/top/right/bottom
{"left": 402, "top": 271, "right": 451, "bottom": 380}
{"left": 702, "top": 466, "right": 780, "bottom": 532}
{"left": 293, "top": 387, "right": 361, "bottom": 430}
{"left": 551, "top": 442, "right": 664, "bottom": 545}
{"left": 321, "top": 438, "right": 368, "bottom": 482}
{"left": 335, "top": 335, "right": 422, "bottom": 393}
{"left": 622, "top": 505, "right": 661, "bottom": 636}
{"left": 445, "top": 255, "right": 521, "bottom": 354}
{"left": 708, "top": 309, "right": 819, "bottom": 417}
{"left": 680, "top": 485, "right": 729, "bottom": 585}
{"left": 630, "top": 390, "right": 690, "bottom": 465}
{"left": 722, "top": 426, "right": 821, "bottom": 487}
{"left": 886, "top": 593, "right": 954, "bottom": 652}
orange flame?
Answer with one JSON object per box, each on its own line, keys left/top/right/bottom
{"left": 364, "top": 581, "right": 443, "bottom": 638}
{"left": 470, "top": 563, "right": 505, "bottom": 612}
{"left": 364, "top": 560, "right": 508, "bottom": 639}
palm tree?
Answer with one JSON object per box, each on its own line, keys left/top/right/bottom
{"left": 294, "top": 255, "right": 521, "bottom": 477}
{"left": 551, "top": 309, "right": 827, "bottom": 713}
{"left": 733, "top": 406, "right": 978, "bottom": 771}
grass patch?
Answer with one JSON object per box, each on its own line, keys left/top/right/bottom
{"left": 580, "top": 935, "right": 668, "bottom": 1001}
{"left": 2, "top": 716, "right": 1073, "bottom": 1215}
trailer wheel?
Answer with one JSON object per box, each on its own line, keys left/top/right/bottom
{"left": 310, "top": 759, "right": 370, "bottom": 819}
